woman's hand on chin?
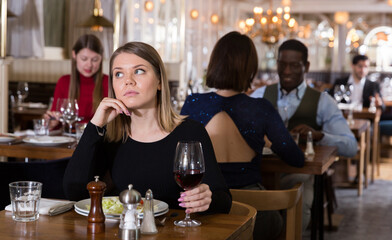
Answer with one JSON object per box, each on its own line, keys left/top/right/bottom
{"left": 178, "top": 183, "right": 212, "bottom": 214}
{"left": 91, "top": 97, "right": 131, "bottom": 127}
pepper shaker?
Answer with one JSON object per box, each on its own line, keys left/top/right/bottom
{"left": 119, "top": 184, "right": 141, "bottom": 240}
{"left": 141, "top": 189, "right": 158, "bottom": 234}
{"left": 87, "top": 176, "right": 106, "bottom": 233}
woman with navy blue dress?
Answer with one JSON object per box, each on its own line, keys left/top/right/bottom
{"left": 181, "top": 31, "right": 304, "bottom": 239}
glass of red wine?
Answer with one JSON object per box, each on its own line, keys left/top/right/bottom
{"left": 173, "top": 141, "right": 205, "bottom": 227}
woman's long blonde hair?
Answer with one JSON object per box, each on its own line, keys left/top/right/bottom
{"left": 69, "top": 34, "right": 104, "bottom": 112}
{"left": 106, "top": 42, "right": 184, "bottom": 142}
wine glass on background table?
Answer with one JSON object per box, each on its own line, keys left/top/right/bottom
{"left": 342, "top": 84, "right": 353, "bottom": 103}
{"left": 173, "top": 141, "right": 205, "bottom": 227}
{"left": 16, "top": 82, "right": 29, "bottom": 108}
{"left": 59, "top": 99, "right": 79, "bottom": 134}
{"left": 333, "top": 85, "right": 343, "bottom": 103}
{"left": 53, "top": 98, "right": 67, "bottom": 132}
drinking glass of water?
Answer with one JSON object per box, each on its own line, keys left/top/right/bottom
{"left": 9, "top": 181, "right": 42, "bottom": 222}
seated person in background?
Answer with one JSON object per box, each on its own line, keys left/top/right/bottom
{"left": 181, "top": 31, "right": 305, "bottom": 239}
{"left": 63, "top": 42, "right": 231, "bottom": 215}
{"left": 44, "top": 34, "right": 109, "bottom": 127}
{"left": 251, "top": 39, "right": 358, "bottom": 230}
{"left": 329, "top": 54, "right": 384, "bottom": 110}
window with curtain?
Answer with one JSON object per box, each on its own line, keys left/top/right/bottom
{"left": 7, "top": 0, "right": 45, "bottom": 58}
{"left": 43, "top": 0, "right": 65, "bottom": 47}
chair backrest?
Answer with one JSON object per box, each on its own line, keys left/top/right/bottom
{"left": 205, "top": 111, "right": 256, "bottom": 163}
{"left": 229, "top": 201, "right": 257, "bottom": 240}
{"left": 0, "top": 158, "right": 70, "bottom": 209}
{"left": 230, "top": 183, "right": 304, "bottom": 240}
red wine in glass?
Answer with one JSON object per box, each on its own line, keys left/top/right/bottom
{"left": 174, "top": 169, "right": 204, "bottom": 190}
{"left": 173, "top": 141, "right": 205, "bottom": 227}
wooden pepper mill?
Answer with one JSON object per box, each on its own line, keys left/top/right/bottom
{"left": 87, "top": 175, "right": 106, "bottom": 234}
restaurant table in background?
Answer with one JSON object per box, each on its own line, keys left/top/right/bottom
{"left": 345, "top": 119, "right": 371, "bottom": 196}
{"left": 0, "top": 140, "right": 74, "bottom": 161}
{"left": 342, "top": 107, "right": 382, "bottom": 183}
{"left": 261, "top": 145, "right": 338, "bottom": 240}
{"left": 0, "top": 208, "right": 253, "bottom": 240}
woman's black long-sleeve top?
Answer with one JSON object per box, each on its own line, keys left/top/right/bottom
{"left": 63, "top": 118, "right": 232, "bottom": 213}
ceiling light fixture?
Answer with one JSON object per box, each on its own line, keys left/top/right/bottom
{"left": 239, "top": 0, "right": 296, "bottom": 45}
{"left": 78, "top": 0, "right": 113, "bottom": 32}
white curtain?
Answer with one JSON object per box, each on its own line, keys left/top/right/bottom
{"left": 7, "top": 0, "right": 45, "bottom": 58}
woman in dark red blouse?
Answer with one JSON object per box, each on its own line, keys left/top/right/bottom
{"left": 45, "top": 34, "right": 108, "bottom": 127}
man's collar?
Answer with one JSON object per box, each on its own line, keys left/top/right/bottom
{"left": 278, "top": 80, "right": 306, "bottom": 99}
{"left": 348, "top": 74, "right": 366, "bottom": 85}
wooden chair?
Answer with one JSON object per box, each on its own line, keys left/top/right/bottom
{"left": 230, "top": 183, "right": 304, "bottom": 240}
{"left": 229, "top": 201, "right": 257, "bottom": 240}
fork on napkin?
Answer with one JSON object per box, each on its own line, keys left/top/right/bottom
{"left": 5, "top": 198, "right": 75, "bottom": 216}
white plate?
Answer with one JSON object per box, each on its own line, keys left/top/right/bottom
{"left": 74, "top": 207, "right": 169, "bottom": 221}
{"left": 262, "top": 147, "right": 273, "bottom": 155}
{"left": 0, "top": 135, "right": 16, "bottom": 143}
{"left": 74, "top": 208, "right": 122, "bottom": 221}
{"left": 23, "top": 136, "right": 75, "bottom": 146}
{"left": 74, "top": 197, "right": 169, "bottom": 219}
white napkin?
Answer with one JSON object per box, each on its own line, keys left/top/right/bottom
{"left": 13, "top": 130, "right": 35, "bottom": 137}
{"left": 5, "top": 198, "right": 75, "bottom": 216}
{"left": 28, "top": 102, "right": 48, "bottom": 108}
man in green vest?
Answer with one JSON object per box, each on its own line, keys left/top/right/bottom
{"left": 251, "top": 39, "right": 357, "bottom": 231}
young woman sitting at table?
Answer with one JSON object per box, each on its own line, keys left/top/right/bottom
{"left": 44, "top": 34, "right": 109, "bottom": 127}
{"left": 181, "top": 31, "right": 305, "bottom": 239}
{"left": 63, "top": 42, "right": 232, "bottom": 214}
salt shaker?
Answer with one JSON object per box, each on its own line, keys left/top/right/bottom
{"left": 141, "top": 189, "right": 158, "bottom": 235}
{"left": 369, "top": 97, "right": 377, "bottom": 113}
{"left": 305, "top": 131, "right": 315, "bottom": 157}
{"left": 87, "top": 176, "right": 106, "bottom": 233}
{"left": 119, "top": 184, "right": 141, "bottom": 240}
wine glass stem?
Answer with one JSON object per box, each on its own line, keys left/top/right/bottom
{"left": 185, "top": 212, "right": 191, "bottom": 221}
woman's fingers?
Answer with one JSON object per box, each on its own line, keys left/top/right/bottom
{"left": 91, "top": 98, "right": 131, "bottom": 127}
{"left": 178, "top": 184, "right": 212, "bottom": 213}
{"left": 43, "top": 111, "right": 56, "bottom": 120}
{"left": 100, "top": 98, "right": 131, "bottom": 116}
{"left": 183, "top": 199, "right": 211, "bottom": 213}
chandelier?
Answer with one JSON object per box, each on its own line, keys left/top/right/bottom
{"left": 240, "top": 0, "right": 296, "bottom": 45}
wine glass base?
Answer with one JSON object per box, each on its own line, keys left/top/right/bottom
{"left": 174, "top": 219, "right": 201, "bottom": 227}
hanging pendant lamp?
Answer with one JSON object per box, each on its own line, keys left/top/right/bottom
{"left": 78, "top": 0, "right": 113, "bottom": 31}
